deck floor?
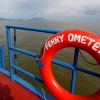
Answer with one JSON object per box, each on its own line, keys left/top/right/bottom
{"left": 0, "top": 73, "right": 42, "bottom": 100}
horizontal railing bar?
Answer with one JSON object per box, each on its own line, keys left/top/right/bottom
{"left": 76, "top": 67, "right": 100, "bottom": 77}
{"left": 0, "top": 68, "right": 10, "bottom": 77}
{"left": 52, "top": 59, "right": 74, "bottom": 70}
{"left": 6, "top": 25, "right": 61, "bottom": 34}
{"left": 11, "top": 64, "right": 44, "bottom": 83}
{"left": 10, "top": 46, "right": 99, "bottom": 77}
{"left": 10, "top": 46, "right": 100, "bottom": 78}
{"left": 10, "top": 46, "right": 73, "bottom": 70}
{"left": 10, "top": 46, "right": 38, "bottom": 57}
{"left": 52, "top": 59, "right": 100, "bottom": 77}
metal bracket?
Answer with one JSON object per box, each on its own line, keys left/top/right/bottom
{"left": 36, "top": 60, "right": 44, "bottom": 67}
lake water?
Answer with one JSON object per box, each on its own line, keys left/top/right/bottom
{"left": 0, "top": 20, "right": 100, "bottom": 96}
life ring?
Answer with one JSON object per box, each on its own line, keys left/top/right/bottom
{"left": 38, "top": 30, "right": 100, "bottom": 100}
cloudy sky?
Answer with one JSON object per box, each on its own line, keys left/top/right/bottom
{"left": 0, "top": 0, "right": 100, "bottom": 21}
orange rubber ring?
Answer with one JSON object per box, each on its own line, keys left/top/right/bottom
{"left": 39, "top": 30, "right": 100, "bottom": 100}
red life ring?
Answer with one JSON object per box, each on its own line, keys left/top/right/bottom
{"left": 39, "top": 30, "right": 100, "bottom": 100}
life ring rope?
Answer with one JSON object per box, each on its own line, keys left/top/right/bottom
{"left": 36, "top": 35, "right": 53, "bottom": 61}
{"left": 79, "top": 50, "right": 98, "bottom": 65}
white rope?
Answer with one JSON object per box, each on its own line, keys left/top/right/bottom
{"left": 41, "top": 88, "right": 47, "bottom": 100}
{"left": 36, "top": 35, "right": 53, "bottom": 100}
{"left": 36, "top": 35, "right": 52, "bottom": 61}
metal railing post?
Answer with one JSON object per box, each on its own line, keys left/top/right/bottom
{"left": 0, "top": 46, "right": 4, "bottom": 68}
{"left": 1, "top": 46, "right": 4, "bottom": 68}
{"left": 14, "top": 29, "right": 18, "bottom": 74}
{"left": 70, "top": 48, "right": 79, "bottom": 93}
{"left": 6, "top": 27, "right": 14, "bottom": 80}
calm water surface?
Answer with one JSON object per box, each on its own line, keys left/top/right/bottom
{"left": 0, "top": 20, "right": 100, "bottom": 96}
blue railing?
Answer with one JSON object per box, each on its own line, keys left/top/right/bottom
{"left": 4, "top": 25, "right": 100, "bottom": 99}
{"left": 0, "top": 46, "right": 4, "bottom": 69}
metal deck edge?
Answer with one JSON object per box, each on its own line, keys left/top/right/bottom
{"left": 0, "top": 68, "right": 56, "bottom": 100}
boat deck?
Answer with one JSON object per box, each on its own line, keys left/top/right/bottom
{"left": 0, "top": 73, "right": 41, "bottom": 100}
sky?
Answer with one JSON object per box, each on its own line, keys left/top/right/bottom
{"left": 0, "top": 0, "right": 100, "bottom": 21}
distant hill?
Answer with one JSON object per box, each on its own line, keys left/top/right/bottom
{"left": 0, "top": 17, "right": 48, "bottom": 21}
{"left": 0, "top": 18, "right": 6, "bottom": 20}
{"left": 17, "top": 19, "right": 24, "bottom": 21}
{"left": 28, "top": 17, "right": 48, "bottom": 21}
{"left": 0, "top": 18, "right": 14, "bottom": 20}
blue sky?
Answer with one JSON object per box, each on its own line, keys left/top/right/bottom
{"left": 0, "top": 0, "right": 100, "bottom": 21}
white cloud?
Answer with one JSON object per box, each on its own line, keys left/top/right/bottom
{"left": 2, "top": 10, "right": 8, "bottom": 13}
{"left": 0, "top": 0, "right": 100, "bottom": 21}
{"left": 2, "top": 10, "right": 14, "bottom": 13}
{"left": 10, "top": 11, "right": 14, "bottom": 13}
{"left": 43, "top": 10, "right": 64, "bottom": 16}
